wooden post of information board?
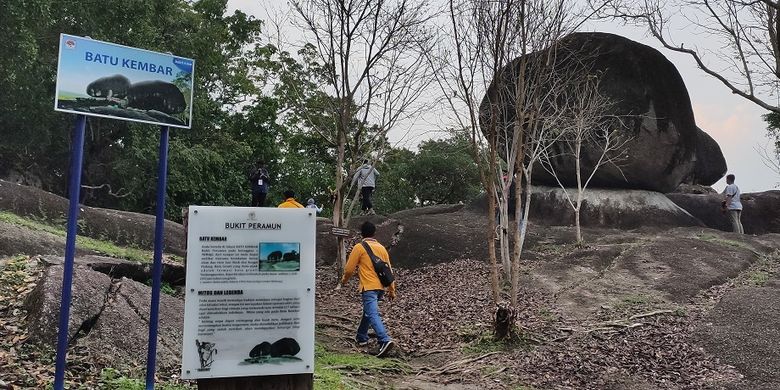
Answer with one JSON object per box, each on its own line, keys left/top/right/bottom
{"left": 197, "top": 374, "right": 313, "bottom": 389}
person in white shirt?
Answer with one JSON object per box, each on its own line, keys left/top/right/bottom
{"left": 721, "top": 174, "right": 744, "bottom": 234}
{"left": 305, "top": 198, "right": 323, "bottom": 214}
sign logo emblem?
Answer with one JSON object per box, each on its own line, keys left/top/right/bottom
{"left": 64, "top": 39, "right": 76, "bottom": 49}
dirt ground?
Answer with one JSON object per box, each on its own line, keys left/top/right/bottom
{"left": 316, "top": 218, "right": 780, "bottom": 390}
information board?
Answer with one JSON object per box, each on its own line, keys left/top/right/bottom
{"left": 55, "top": 34, "right": 195, "bottom": 129}
{"left": 181, "top": 207, "right": 315, "bottom": 379}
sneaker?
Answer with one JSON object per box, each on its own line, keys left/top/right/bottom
{"left": 376, "top": 340, "right": 394, "bottom": 357}
{"left": 355, "top": 338, "right": 369, "bottom": 347}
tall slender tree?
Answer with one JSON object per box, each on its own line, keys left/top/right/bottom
{"left": 291, "top": 0, "right": 435, "bottom": 269}
{"left": 431, "top": 0, "right": 604, "bottom": 338}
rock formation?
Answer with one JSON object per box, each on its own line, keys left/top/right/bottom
{"left": 0, "top": 179, "right": 186, "bottom": 256}
{"left": 480, "top": 32, "right": 726, "bottom": 192}
{"left": 668, "top": 190, "right": 780, "bottom": 235}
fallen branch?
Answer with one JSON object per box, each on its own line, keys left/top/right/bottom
{"left": 316, "top": 322, "right": 354, "bottom": 332}
{"left": 343, "top": 377, "right": 381, "bottom": 389}
{"left": 585, "top": 322, "right": 645, "bottom": 334}
{"left": 317, "top": 312, "right": 355, "bottom": 322}
{"left": 422, "top": 351, "right": 501, "bottom": 376}
{"left": 629, "top": 309, "right": 673, "bottom": 320}
{"left": 410, "top": 348, "right": 455, "bottom": 357}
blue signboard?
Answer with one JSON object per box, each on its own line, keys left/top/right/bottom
{"left": 55, "top": 34, "right": 195, "bottom": 129}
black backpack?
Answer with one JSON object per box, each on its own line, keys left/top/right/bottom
{"left": 360, "top": 241, "right": 395, "bottom": 287}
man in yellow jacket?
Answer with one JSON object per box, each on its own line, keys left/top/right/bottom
{"left": 277, "top": 190, "right": 304, "bottom": 208}
{"left": 338, "top": 221, "right": 396, "bottom": 357}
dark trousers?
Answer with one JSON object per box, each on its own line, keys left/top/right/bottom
{"left": 251, "top": 192, "right": 267, "bottom": 207}
{"left": 360, "top": 186, "right": 374, "bottom": 211}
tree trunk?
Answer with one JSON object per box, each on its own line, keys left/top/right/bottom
{"left": 334, "top": 127, "right": 347, "bottom": 272}
{"left": 575, "top": 135, "right": 583, "bottom": 246}
{"left": 494, "top": 302, "right": 516, "bottom": 340}
{"left": 487, "top": 185, "right": 500, "bottom": 305}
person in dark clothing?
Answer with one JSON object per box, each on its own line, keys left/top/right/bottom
{"left": 249, "top": 160, "right": 270, "bottom": 207}
{"left": 352, "top": 159, "right": 380, "bottom": 215}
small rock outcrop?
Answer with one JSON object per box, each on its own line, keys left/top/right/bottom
{"left": 25, "top": 257, "right": 185, "bottom": 371}
{"left": 25, "top": 264, "right": 113, "bottom": 345}
{"left": 667, "top": 190, "right": 780, "bottom": 234}
{"left": 480, "top": 32, "right": 726, "bottom": 192}
{"left": 528, "top": 186, "right": 702, "bottom": 229}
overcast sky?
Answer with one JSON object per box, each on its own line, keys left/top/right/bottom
{"left": 228, "top": 1, "right": 778, "bottom": 193}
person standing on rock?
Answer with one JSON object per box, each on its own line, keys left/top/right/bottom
{"left": 249, "top": 160, "right": 270, "bottom": 207}
{"left": 721, "top": 174, "right": 744, "bottom": 234}
{"left": 352, "top": 159, "right": 380, "bottom": 215}
{"left": 336, "top": 221, "right": 396, "bottom": 357}
{"left": 305, "top": 198, "right": 324, "bottom": 214}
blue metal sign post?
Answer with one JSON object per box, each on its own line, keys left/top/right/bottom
{"left": 145, "top": 126, "right": 170, "bottom": 390}
{"left": 52, "top": 34, "right": 191, "bottom": 389}
{"left": 53, "top": 114, "right": 87, "bottom": 390}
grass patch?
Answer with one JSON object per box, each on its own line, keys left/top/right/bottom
{"left": 144, "top": 279, "right": 177, "bottom": 296}
{"left": 695, "top": 232, "right": 755, "bottom": 251}
{"left": 94, "top": 368, "right": 193, "bottom": 390}
{"left": 314, "top": 344, "right": 408, "bottom": 389}
{"left": 457, "top": 324, "right": 529, "bottom": 355}
{"left": 0, "top": 211, "right": 153, "bottom": 262}
{"left": 616, "top": 294, "right": 652, "bottom": 308}
{"left": 745, "top": 270, "right": 770, "bottom": 286}
{"left": 537, "top": 307, "right": 556, "bottom": 322}
{"left": 530, "top": 242, "right": 571, "bottom": 257}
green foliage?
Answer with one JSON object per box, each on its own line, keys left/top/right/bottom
{"left": 373, "top": 134, "right": 481, "bottom": 214}
{"left": 1, "top": 1, "right": 479, "bottom": 222}
{"left": 411, "top": 134, "right": 482, "bottom": 205}
{"left": 763, "top": 112, "right": 780, "bottom": 153}
{"left": 0, "top": 0, "right": 293, "bottom": 220}
{"left": 98, "top": 368, "right": 192, "bottom": 390}
{"left": 144, "top": 279, "right": 177, "bottom": 296}
{"left": 373, "top": 148, "right": 418, "bottom": 214}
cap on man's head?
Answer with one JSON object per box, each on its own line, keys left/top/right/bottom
{"left": 307, "top": 198, "right": 315, "bottom": 205}
{"left": 360, "top": 221, "right": 376, "bottom": 238}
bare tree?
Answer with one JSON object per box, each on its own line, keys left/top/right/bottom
{"left": 756, "top": 142, "right": 780, "bottom": 185}
{"left": 291, "top": 0, "right": 435, "bottom": 269}
{"left": 539, "top": 74, "right": 630, "bottom": 245}
{"left": 598, "top": 0, "right": 780, "bottom": 114}
{"left": 430, "top": 0, "right": 597, "bottom": 338}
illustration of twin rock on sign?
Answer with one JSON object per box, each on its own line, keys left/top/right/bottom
{"left": 86, "top": 74, "right": 186, "bottom": 115}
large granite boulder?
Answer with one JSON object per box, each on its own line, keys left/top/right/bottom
{"left": 686, "top": 127, "right": 728, "bottom": 185}
{"left": 480, "top": 32, "right": 726, "bottom": 192}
